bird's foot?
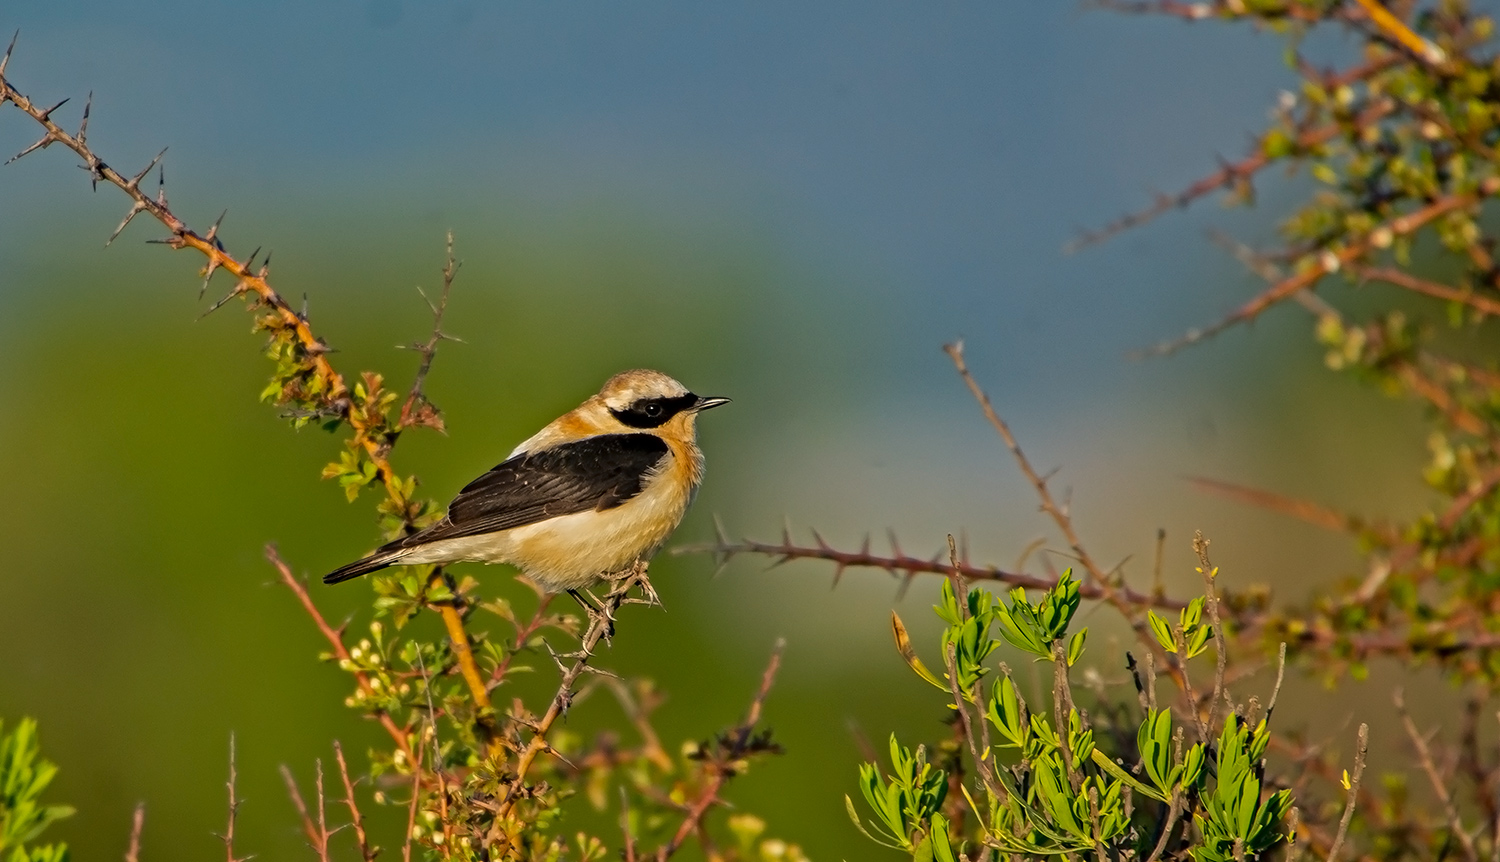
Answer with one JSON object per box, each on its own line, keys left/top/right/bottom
{"left": 606, "top": 561, "right": 662, "bottom": 610}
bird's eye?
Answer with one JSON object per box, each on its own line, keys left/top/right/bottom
{"left": 643, "top": 402, "right": 663, "bottom": 417}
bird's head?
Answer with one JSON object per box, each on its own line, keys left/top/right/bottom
{"left": 589, "top": 369, "right": 730, "bottom": 440}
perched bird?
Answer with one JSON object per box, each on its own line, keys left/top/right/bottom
{"left": 323, "top": 370, "right": 729, "bottom": 600}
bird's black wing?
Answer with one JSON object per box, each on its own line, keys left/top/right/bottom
{"left": 394, "top": 433, "right": 670, "bottom": 547}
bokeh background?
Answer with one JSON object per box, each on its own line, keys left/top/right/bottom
{"left": 0, "top": 3, "right": 1436, "bottom": 860}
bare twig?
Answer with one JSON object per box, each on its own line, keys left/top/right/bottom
{"left": 1135, "top": 181, "right": 1500, "bottom": 358}
{"left": 333, "top": 742, "right": 376, "bottom": 862}
{"left": 655, "top": 640, "right": 786, "bottom": 861}
{"left": 1067, "top": 98, "right": 1395, "bottom": 252}
{"left": 220, "top": 735, "right": 248, "bottom": 862}
{"left": 398, "top": 230, "right": 462, "bottom": 432}
{"left": 1327, "top": 723, "right": 1370, "bottom": 862}
{"left": 279, "top": 763, "right": 330, "bottom": 862}
{"left": 1397, "top": 689, "right": 1480, "bottom": 862}
{"left": 1193, "top": 532, "right": 1229, "bottom": 739}
{"left": 124, "top": 803, "right": 145, "bottom": 862}
{"left": 1187, "top": 476, "right": 1360, "bottom": 534}
{"left": 943, "top": 341, "right": 1188, "bottom": 687}
{"left": 943, "top": 642, "right": 1001, "bottom": 799}
{"left": 1356, "top": 267, "right": 1500, "bottom": 319}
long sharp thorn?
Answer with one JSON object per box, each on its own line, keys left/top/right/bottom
{"left": 0, "top": 31, "right": 17, "bottom": 79}
{"left": 781, "top": 514, "right": 793, "bottom": 546}
{"left": 129, "top": 147, "right": 167, "bottom": 189}
{"left": 198, "top": 284, "right": 242, "bottom": 320}
{"left": 156, "top": 164, "right": 167, "bottom": 206}
{"left": 199, "top": 258, "right": 221, "bottom": 300}
{"left": 106, "top": 201, "right": 145, "bottom": 246}
{"left": 206, "top": 209, "right": 227, "bottom": 246}
{"left": 77, "top": 91, "right": 91, "bottom": 144}
{"left": 713, "top": 513, "right": 729, "bottom": 546}
{"left": 887, "top": 528, "right": 904, "bottom": 560}
{"left": 6, "top": 132, "right": 53, "bottom": 164}
{"left": 244, "top": 246, "right": 261, "bottom": 273}
{"left": 300, "top": 293, "right": 309, "bottom": 320}
{"left": 37, "top": 96, "right": 69, "bottom": 121}
{"left": 896, "top": 572, "right": 917, "bottom": 601}
{"left": 811, "top": 527, "right": 829, "bottom": 551}
{"left": 259, "top": 250, "right": 271, "bottom": 278}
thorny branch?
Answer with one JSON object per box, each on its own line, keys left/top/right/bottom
{"left": 0, "top": 39, "right": 504, "bottom": 746}
{"left": 495, "top": 562, "right": 661, "bottom": 822}
{"left": 654, "top": 640, "right": 786, "bottom": 861}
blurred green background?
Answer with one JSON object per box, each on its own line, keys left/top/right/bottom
{"left": 0, "top": 3, "right": 1445, "bottom": 860}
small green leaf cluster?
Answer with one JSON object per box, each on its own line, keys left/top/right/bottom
{"left": 847, "top": 736, "right": 950, "bottom": 855}
{"left": 0, "top": 719, "right": 72, "bottom": 862}
{"left": 1193, "top": 716, "right": 1291, "bottom": 862}
{"left": 1147, "top": 596, "right": 1213, "bottom": 658}
{"left": 850, "top": 571, "right": 1296, "bottom": 861}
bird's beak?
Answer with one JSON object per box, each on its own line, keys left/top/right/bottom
{"left": 694, "top": 395, "right": 731, "bottom": 411}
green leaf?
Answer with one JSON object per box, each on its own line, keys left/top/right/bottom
{"left": 1066, "top": 628, "right": 1087, "bottom": 667}
{"left": 1147, "top": 610, "right": 1177, "bottom": 653}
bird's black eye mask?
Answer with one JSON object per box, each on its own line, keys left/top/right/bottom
{"left": 610, "top": 393, "right": 700, "bottom": 428}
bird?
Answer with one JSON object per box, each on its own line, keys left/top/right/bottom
{"left": 323, "top": 369, "right": 729, "bottom": 603}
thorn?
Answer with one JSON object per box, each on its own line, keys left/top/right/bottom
{"left": 887, "top": 528, "right": 904, "bottom": 561}
{"left": 259, "top": 250, "right": 271, "bottom": 278}
{"left": 156, "top": 163, "right": 167, "bottom": 206}
{"left": 199, "top": 258, "right": 221, "bottom": 300}
{"left": 896, "top": 572, "right": 918, "bottom": 601}
{"left": 128, "top": 147, "right": 167, "bottom": 189}
{"left": 206, "top": 210, "right": 227, "bottom": 243}
{"left": 300, "top": 293, "right": 309, "bottom": 320}
{"left": 811, "top": 527, "right": 830, "bottom": 551}
{"left": 831, "top": 562, "right": 847, "bottom": 589}
{"left": 77, "top": 91, "right": 91, "bottom": 144}
{"left": 713, "top": 513, "right": 730, "bottom": 546}
{"left": 244, "top": 246, "right": 261, "bottom": 273}
{"left": 106, "top": 200, "right": 146, "bottom": 246}
{"left": 199, "top": 282, "right": 246, "bottom": 320}
{"left": 37, "top": 96, "right": 68, "bottom": 121}
{"left": 5, "top": 131, "right": 55, "bottom": 164}
{"left": 0, "top": 30, "right": 17, "bottom": 79}
{"left": 859, "top": 534, "right": 871, "bottom": 557}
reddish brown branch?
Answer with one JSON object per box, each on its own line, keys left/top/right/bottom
{"left": 1138, "top": 182, "right": 1500, "bottom": 357}
{"left": 333, "top": 742, "right": 376, "bottom": 862}
{"left": 124, "top": 803, "right": 145, "bottom": 862}
{"left": 656, "top": 641, "right": 785, "bottom": 861}
{"left": 1357, "top": 267, "right": 1500, "bottom": 318}
{"left": 1187, "top": 476, "right": 1361, "bottom": 533}
{"left": 686, "top": 533, "right": 1186, "bottom": 610}
{"left": 267, "top": 545, "right": 414, "bottom": 762}
{"left": 1068, "top": 99, "right": 1394, "bottom": 253}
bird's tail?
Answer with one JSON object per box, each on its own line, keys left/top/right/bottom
{"left": 323, "top": 549, "right": 408, "bottom": 584}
